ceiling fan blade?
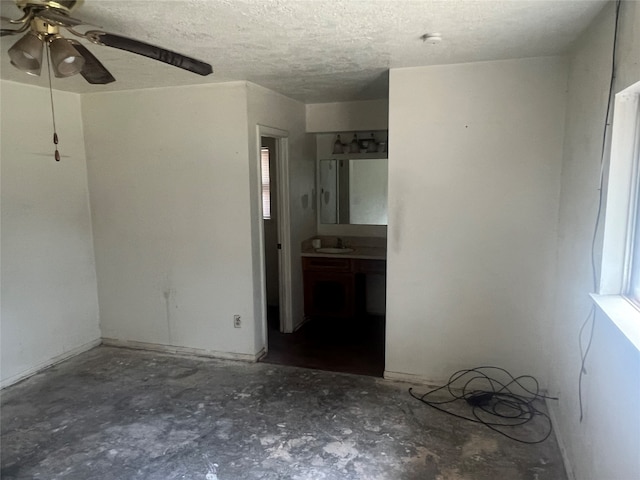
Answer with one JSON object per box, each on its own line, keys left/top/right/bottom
{"left": 1, "top": 10, "right": 33, "bottom": 24}
{"left": 0, "top": 14, "right": 31, "bottom": 37}
{"left": 85, "top": 30, "right": 213, "bottom": 76}
{"left": 1, "top": 28, "right": 20, "bottom": 36}
{"left": 71, "top": 41, "right": 116, "bottom": 84}
{"left": 36, "top": 8, "right": 84, "bottom": 27}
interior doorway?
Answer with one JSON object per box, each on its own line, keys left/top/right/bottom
{"left": 257, "top": 129, "right": 385, "bottom": 378}
{"left": 261, "top": 136, "right": 282, "bottom": 330}
{"left": 256, "top": 126, "right": 293, "bottom": 356}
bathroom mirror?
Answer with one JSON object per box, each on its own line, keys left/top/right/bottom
{"left": 319, "top": 158, "right": 388, "bottom": 225}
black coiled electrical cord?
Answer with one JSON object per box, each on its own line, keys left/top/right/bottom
{"left": 409, "top": 366, "right": 558, "bottom": 444}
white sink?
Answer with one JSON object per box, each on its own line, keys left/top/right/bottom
{"left": 315, "top": 247, "right": 354, "bottom": 254}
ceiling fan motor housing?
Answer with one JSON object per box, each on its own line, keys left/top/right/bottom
{"left": 32, "top": 17, "right": 60, "bottom": 35}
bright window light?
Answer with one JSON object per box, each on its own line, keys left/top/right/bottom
{"left": 626, "top": 140, "right": 640, "bottom": 308}
{"left": 261, "top": 147, "right": 271, "bottom": 220}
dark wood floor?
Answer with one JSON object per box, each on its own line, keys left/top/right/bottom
{"left": 260, "top": 308, "right": 385, "bottom": 377}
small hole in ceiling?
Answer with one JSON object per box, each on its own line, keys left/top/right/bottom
{"left": 420, "top": 33, "right": 443, "bottom": 44}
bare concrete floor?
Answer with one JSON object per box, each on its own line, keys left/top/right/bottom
{"left": 1, "top": 346, "right": 567, "bottom": 480}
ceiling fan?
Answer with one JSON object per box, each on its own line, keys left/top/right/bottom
{"left": 1, "top": 0, "right": 213, "bottom": 84}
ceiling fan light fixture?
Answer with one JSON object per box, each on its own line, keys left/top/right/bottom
{"left": 8, "top": 30, "right": 44, "bottom": 76}
{"left": 5, "top": 0, "right": 212, "bottom": 84}
{"left": 49, "top": 35, "right": 85, "bottom": 77}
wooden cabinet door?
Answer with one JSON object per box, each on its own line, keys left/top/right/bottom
{"left": 303, "top": 269, "right": 355, "bottom": 319}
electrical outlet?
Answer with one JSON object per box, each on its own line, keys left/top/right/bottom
{"left": 233, "top": 315, "right": 241, "bottom": 328}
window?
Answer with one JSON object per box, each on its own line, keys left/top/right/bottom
{"left": 593, "top": 80, "right": 640, "bottom": 351}
{"left": 626, "top": 136, "right": 640, "bottom": 307}
{"left": 261, "top": 147, "right": 271, "bottom": 220}
{"left": 599, "top": 82, "right": 640, "bottom": 296}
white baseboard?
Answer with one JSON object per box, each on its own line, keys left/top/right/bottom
{"left": 0, "top": 338, "right": 102, "bottom": 389}
{"left": 383, "top": 370, "right": 444, "bottom": 388}
{"left": 255, "top": 346, "right": 267, "bottom": 361}
{"left": 545, "top": 398, "right": 575, "bottom": 480}
{"left": 293, "top": 317, "right": 309, "bottom": 332}
{"left": 102, "top": 338, "right": 262, "bottom": 362}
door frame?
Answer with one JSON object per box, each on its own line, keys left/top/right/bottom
{"left": 256, "top": 125, "right": 293, "bottom": 349}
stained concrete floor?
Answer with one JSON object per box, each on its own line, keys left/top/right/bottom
{"left": 1, "top": 346, "right": 567, "bottom": 480}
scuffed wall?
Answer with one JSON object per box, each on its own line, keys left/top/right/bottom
{"left": 386, "top": 57, "right": 567, "bottom": 384}
{"left": 549, "top": 2, "right": 640, "bottom": 478}
{"left": 1, "top": 80, "right": 100, "bottom": 387}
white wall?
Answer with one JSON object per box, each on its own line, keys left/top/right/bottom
{"left": 1, "top": 80, "right": 100, "bottom": 387}
{"left": 306, "top": 99, "right": 388, "bottom": 133}
{"left": 246, "top": 82, "right": 316, "bottom": 338}
{"left": 549, "top": 2, "right": 640, "bottom": 479}
{"left": 385, "top": 57, "right": 567, "bottom": 384}
{"left": 82, "top": 82, "right": 259, "bottom": 357}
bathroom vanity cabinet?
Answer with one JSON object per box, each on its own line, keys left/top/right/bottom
{"left": 302, "top": 255, "right": 386, "bottom": 319}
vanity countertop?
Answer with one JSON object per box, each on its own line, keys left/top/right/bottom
{"left": 301, "top": 246, "right": 386, "bottom": 260}
{"left": 301, "top": 236, "right": 387, "bottom": 260}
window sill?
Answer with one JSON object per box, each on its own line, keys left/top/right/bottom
{"left": 590, "top": 294, "right": 640, "bottom": 352}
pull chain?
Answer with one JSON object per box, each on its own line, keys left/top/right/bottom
{"left": 45, "top": 42, "right": 61, "bottom": 162}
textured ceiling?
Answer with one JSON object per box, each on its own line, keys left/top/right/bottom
{"left": 0, "top": 0, "right": 607, "bottom": 103}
